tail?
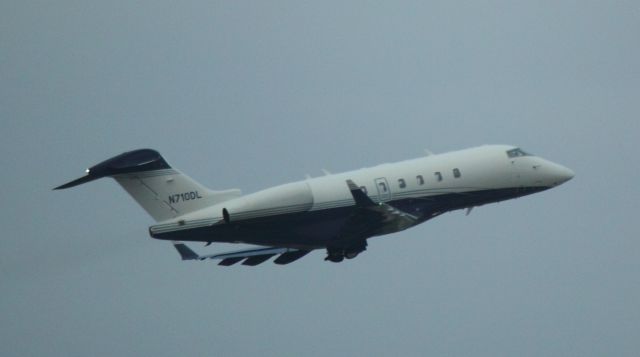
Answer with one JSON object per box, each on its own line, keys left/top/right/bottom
{"left": 54, "top": 149, "right": 241, "bottom": 222}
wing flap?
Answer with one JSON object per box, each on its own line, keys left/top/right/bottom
{"left": 274, "top": 250, "right": 310, "bottom": 265}
{"left": 171, "top": 242, "right": 310, "bottom": 266}
{"left": 208, "top": 247, "right": 292, "bottom": 260}
{"left": 242, "top": 254, "right": 277, "bottom": 266}
{"left": 219, "top": 257, "right": 244, "bottom": 266}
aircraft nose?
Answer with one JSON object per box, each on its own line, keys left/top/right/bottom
{"left": 548, "top": 163, "right": 574, "bottom": 186}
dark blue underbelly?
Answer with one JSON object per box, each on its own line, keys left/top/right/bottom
{"left": 150, "top": 186, "right": 548, "bottom": 249}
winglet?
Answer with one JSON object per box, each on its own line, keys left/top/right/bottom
{"left": 172, "top": 242, "right": 200, "bottom": 260}
{"left": 346, "top": 179, "right": 376, "bottom": 207}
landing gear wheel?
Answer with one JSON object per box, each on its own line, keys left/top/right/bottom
{"left": 344, "top": 241, "right": 367, "bottom": 260}
{"left": 325, "top": 248, "right": 345, "bottom": 263}
{"left": 344, "top": 251, "right": 359, "bottom": 259}
{"left": 325, "top": 254, "right": 344, "bottom": 263}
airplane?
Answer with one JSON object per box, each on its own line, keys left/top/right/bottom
{"left": 54, "top": 145, "right": 574, "bottom": 266}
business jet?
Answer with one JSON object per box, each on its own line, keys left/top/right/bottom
{"left": 55, "top": 145, "right": 573, "bottom": 266}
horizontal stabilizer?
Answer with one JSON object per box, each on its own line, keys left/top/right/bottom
{"left": 54, "top": 174, "right": 100, "bottom": 190}
{"left": 54, "top": 149, "right": 170, "bottom": 190}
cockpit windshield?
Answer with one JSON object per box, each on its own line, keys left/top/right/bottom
{"left": 506, "top": 148, "right": 531, "bottom": 158}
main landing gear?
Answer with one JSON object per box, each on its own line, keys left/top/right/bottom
{"left": 324, "top": 241, "right": 367, "bottom": 263}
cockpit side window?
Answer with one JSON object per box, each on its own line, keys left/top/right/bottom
{"left": 506, "top": 148, "right": 531, "bottom": 158}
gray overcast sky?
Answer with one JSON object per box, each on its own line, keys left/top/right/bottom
{"left": 2, "top": 1, "right": 639, "bottom": 356}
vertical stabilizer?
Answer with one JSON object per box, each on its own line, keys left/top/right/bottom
{"left": 54, "top": 149, "right": 241, "bottom": 222}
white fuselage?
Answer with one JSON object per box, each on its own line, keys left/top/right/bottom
{"left": 149, "top": 145, "right": 574, "bottom": 245}
{"left": 55, "top": 144, "right": 574, "bottom": 262}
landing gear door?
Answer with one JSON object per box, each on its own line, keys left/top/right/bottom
{"left": 374, "top": 177, "right": 391, "bottom": 202}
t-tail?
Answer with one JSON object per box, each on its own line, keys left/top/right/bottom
{"left": 54, "top": 149, "right": 241, "bottom": 222}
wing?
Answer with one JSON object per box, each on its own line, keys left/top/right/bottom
{"left": 342, "top": 179, "right": 419, "bottom": 237}
{"left": 172, "top": 242, "right": 311, "bottom": 266}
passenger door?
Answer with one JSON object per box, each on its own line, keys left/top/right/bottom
{"left": 374, "top": 177, "right": 391, "bottom": 202}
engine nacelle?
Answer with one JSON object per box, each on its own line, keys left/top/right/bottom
{"left": 221, "top": 181, "right": 314, "bottom": 222}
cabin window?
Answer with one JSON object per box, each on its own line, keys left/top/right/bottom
{"left": 434, "top": 172, "right": 443, "bottom": 182}
{"left": 378, "top": 182, "right": 388, "bottom": 192}
{"left": 417, "top": 175, "right": 424, "bottom": 185}
{"left": 398, "top": 178, "right": 406, "bottom": 189}
{"left": 360, "top": 186, "right": 368, "bottom": 194}
{"left": 453, "top": 168, "right": 461, "bottom": 178}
